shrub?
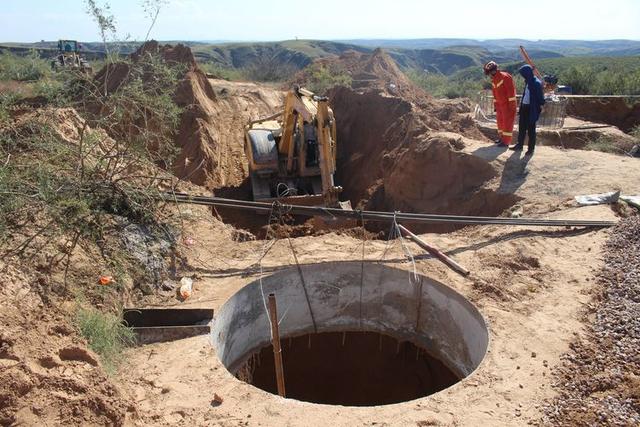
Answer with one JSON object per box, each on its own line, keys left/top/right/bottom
{"left": 0, "top": 50, "right": 51, "bottom": 81}
{"left": 243, "top": 54, "right": 298, "bottom": 82}
{"left": 76, "top": 306, "right": 134, "bottom": 373}
{"left": 33, "top": 77, "right": 67, "bottom": 104}
{"left": 199, "top": 62, "right": 245, "bottom": 81}
{"left": 304, "top": 63, "right": 352, "bottom": 95}
{"left": 0, "top": 51, "right": 184, "bottom": 280}
{"left": 406, "top": 68, "right": 482, "bottom": 99}
{"left": 585, "top": 134, "right": 637, "bottom": 155}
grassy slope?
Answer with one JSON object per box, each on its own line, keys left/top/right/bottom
{"left": 190, "top": 40, "right": 371, "bottom": 68}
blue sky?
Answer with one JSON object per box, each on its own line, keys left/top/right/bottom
{"left": 1, "top": 0, "right": 639, "bottom": 42}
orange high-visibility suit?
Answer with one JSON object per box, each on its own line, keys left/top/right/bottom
{"left": 491, "top": 71, "right": 517, "bottom": 144}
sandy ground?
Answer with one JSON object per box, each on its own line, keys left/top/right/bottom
{"left": 117, "top": 141, "right": 640, "bottom": 426}
{"left": 3, "top": 45, "right": 638, "bottom": 427}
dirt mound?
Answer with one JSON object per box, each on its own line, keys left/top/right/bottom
{"left": 94, "top": 40, "right": 197, "bottom": 93}
{"left": 173, "top": 78, "right": 283, "bottom": 188}
{"left": 382, "top": 133, "right": 519, "bottom": 219}
{"left": 305, "top": 49, "right": 483, "bottom": 135}
{"left": 0, "top": 261, "right": 131, "bottom": 426}
{"left": 294, "top": 48, "right": 480, "bottom": 133}
{"left": 4, "top": 107, "right": 88, "bottom": 143}
{"left": 353, "top": 48, "right": 417, "bottom": 98}
{"left": 91, "top": 42, "right": 283, "bottom": 189}
{"left": 295, "top": 48, "right": 422, "bottom": 100}
{"left": 567, "top": 97, "right": 640, "bottom": 132}
{"left": 328, "top": 86, "right": 512, "bottom": 231}
{"left": 131, "top": 40, "right": 197, "bottom": 70}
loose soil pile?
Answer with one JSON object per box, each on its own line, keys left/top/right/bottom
{"left": 182, "top": 48, "right": 514, "bottom": 236}
{"left": 94, "top": 41, "right": 283, "bottom": 189}
{"left": 567, "top": 97, "right": 640, "bottom": 133}
{"left": 322, "top": 51, "right": 515, "bottom": 231}
{"left": 0, "top": 261, "right": 131, "bottom": 426}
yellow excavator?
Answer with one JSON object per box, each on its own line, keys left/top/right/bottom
{"left": 50, "top": 40, "right": 93, "bottom": 74}
{"left": 244, "top": 86, "right": 345, "bottom": 207}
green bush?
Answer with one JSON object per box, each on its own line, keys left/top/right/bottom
{"left": 0, "top": 50, "right": 51, "bottom": 81}
{"left": 0, "top": 92, "right": 20, "bottom": 125}
{"left": 243, "top": 55, "right": 298, "bottom": 82}
{"left": 0, "top": 50, "right": 184, "bottom": 257}
{"left": 447, "top": 56, "right": 640, "bottom": 97}
{"left": 560, "top": 65, "right": 595, "bottom": 95}
{"left": 33, "top": 77, "right": 67, "bottom": 103}
{"left": 199, "top": 62, "right": 245, "bottom": 81}
{"left": 76, "top": 306, "right": 134, "bottom": 373}
{"left": 406, "top": 68, "right": 482, "bottom": 99}
{"left": 304, "top": 63, "right": 352, "bottom": 95}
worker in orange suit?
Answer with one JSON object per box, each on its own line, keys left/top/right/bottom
{"left": 483, "top": 61, "right": 517, "bottom": 147}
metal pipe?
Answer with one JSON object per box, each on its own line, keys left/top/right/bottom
{"left": 398, "top": 224, "right": 470, "bottom": 276}
{"left": 160, "top": 193, "right": 616, "bottom": 228}
{"left": 164, "top": 194, "right": 615, "bottom": 227}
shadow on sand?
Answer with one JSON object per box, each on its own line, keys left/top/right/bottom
{"left": 498, "top": 150, "right": 532, "bottom": 194}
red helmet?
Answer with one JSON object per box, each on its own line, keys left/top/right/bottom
{"left": 483, "top": 61, "right": 498, "bottom": 75}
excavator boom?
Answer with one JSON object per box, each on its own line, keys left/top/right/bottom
{"left": 519, "top": 45, "right": 543, "bottom": 80}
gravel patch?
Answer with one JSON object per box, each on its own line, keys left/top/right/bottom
{"left": 543, "top": 216, "right": 640, "bottom": 425}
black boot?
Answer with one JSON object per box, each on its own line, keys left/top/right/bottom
{"left": 510, "top": 144, "right": 523, "bottom": 151}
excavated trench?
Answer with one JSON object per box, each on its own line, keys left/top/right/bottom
{"left": 210, "top": 86, "right": 519, "bottom": 238}
{"left": 211, "top": 262, "right": 489, "bottom": 406}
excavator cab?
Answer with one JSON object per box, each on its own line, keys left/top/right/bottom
{"left": 245, "top": 87, "right": 343, "bottom": 207}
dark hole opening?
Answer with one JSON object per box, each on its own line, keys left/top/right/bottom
{"left": 236, "top": 331, "right": 460, "bottom": 406}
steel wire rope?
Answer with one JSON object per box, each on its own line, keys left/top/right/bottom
{"left": 161, "top": 194, "right": 614, "bottom": 228}
{"left": 258, "top": 202, "right": 279, "bottom": 339}
{"left": 392, "top": 212, "right": 419, "bottom": 285}
{"left": 286, "top": 235, "right": 318, "bottom": 333}
{"left": 358, "top": 209, "right": 366, "bottom": 329}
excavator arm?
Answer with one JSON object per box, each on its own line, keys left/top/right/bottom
{"left": 245, "top": 86, "right": 342, "bottom": 206}
{"left": 520, "top": 45, "right": 558, "bottom": 93}
{"left": 315, "top": 98, "right": 338, "bottom": 204}
{"left": 279, "top": 89, "right": 313, "bottom": 172}
{"left": 519, "top": 45, "right": 543, "bottom": 80}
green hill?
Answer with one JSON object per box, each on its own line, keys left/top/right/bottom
{"left": 2, "top": 38, "right": 639, "bottom": 85}
{"left": 426, "top": 55, "right": 640, "bottom": 98}
{"left": 339, "top": 38, "right": 640, "bottom": 57}
{"left": 190, "top": 40, "right": 370, "bottom": 69}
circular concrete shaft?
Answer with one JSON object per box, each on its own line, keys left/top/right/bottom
{"left": 212, "top": 261, "right": 489, "bottom": 406}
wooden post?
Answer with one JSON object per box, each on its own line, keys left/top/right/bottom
{"left": 398, "top": 224, "right": 470, "bottom": 277}
{"left": 268, "top": 293, "right": 286, "bottom": 397}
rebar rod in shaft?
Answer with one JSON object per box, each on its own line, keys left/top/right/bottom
{"left": 268, "top": 293, "right": 286, "bottom": 398}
